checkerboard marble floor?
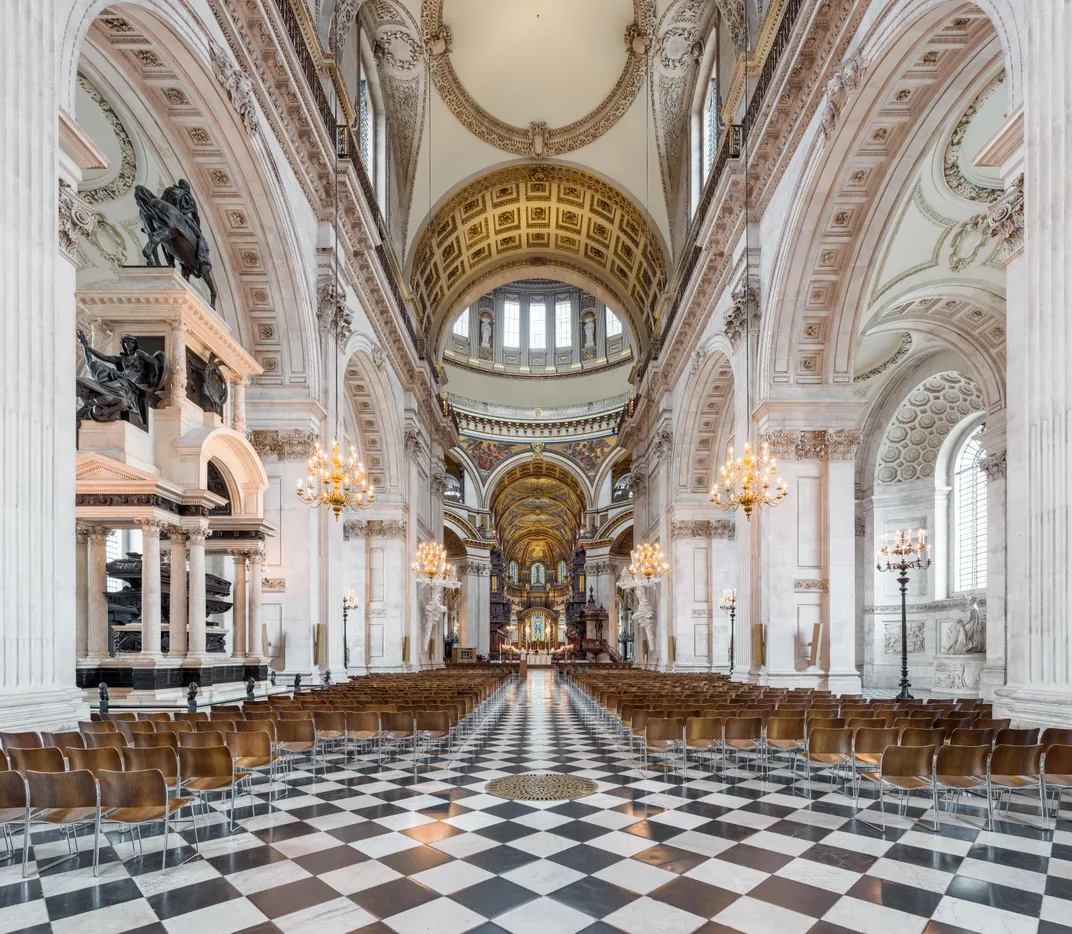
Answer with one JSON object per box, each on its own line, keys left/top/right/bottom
{"left": 3, "top": 671, "right": 1071, "bottom": 934}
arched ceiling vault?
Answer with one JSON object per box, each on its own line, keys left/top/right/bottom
{"left": 488, "top": 460, "right": 587, "bottom": 569}
{"left": 411, "top": 163, "right": 668, "bottom": 362}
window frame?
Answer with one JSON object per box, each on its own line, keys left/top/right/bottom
{"left": 952, "top": 425, "right": 987, "bottom": 592}
{"left": 528, "top": 300, "right": 546, "bottom": 350}
{"left": 605, "top": 308, "right": 623, "bottom": 338}
{"left": 503, "top": 298, "right": 521, "bottom": 349}
{"left": 452, "top": 307, "right": 470, "bottom": 338}
{"left": 555, "top": 296, "right": 572, "bottom": 348}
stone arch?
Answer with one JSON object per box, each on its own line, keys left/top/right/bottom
{"left": 61, "top": 1, "right": 319, "bottom": 391}
{"left": 674, "top": 337, "right": 736, "bottom": 496}
{"left": 759, "top": 2, "right": 1009, "bottom": 393}
{"left": 173, "top": 425, "right": 269, "bottom": 518}
{"left": 592, "top": 445, "right": 633, "bottom": 508}
{"left": 342, "top": 332, "right": 403, "bottom": 496}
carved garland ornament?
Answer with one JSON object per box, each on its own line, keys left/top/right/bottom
{"left": 249, "top": 429, "right": 318, "bottom": 461}
{"left": 943, "top": 72, "right": 1004, "bottom": 204}
{"left": 988, "top": 173, "right": 1024, "bottom": 256}
{"left": 343, "top": 518, "right": 408, "bottom": 540}
{"left": 761, "top": 429, "right": 861, "bottom": 461}
{"left": 419, "top": 0, "right": 656, "bottom": 157}
{"left": 58, "top": 180, "right": 95, "bottom": 260}
{"left": 669, "top": 519, "right": 735, "bottom": 540}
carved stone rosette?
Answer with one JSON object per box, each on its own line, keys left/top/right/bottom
{"left": 58, "top": 180, "right": 95, "bottom": 261}
{"left": 988, "top": 173, "right": 1024, "bottom": 258}
{"left": 761, "top": 429, "right": 861, "bottom": 461}
{"left": 249, "top": 429, "right": 318, "bottom": 461}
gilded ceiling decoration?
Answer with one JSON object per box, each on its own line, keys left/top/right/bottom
{"left": 458, "top": 436, "right": 616, "bottom": 482}
{"left": 419, "top": 0, "right": 655, "bottom": 157}
{"left": 411, "top": 164, "right": 667, "bottom": 352}
{"left": 489, "top": 462, "right": 587, "bottom": 570}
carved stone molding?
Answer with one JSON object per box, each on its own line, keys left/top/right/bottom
{"left": 404, "top": 428, "right": 423, "bottom": 460}
{"left": 459, "top": 560, "right": 491, "bottom": 577}
{"left": 854, "top": 333, "right": 911, "bottom": 383}
{"left": 794, "top": 579, "right": 829, "bottom": 593}
{"left": 723, "top": 281, "right": 759, "bottom": 347}
{"left": 430, "top": 466, "right": 448, "bottom": 495}
{"left": 249, "top": 429, "right": 318, "bottom": 461}
{"left": 262, "top": 577, "right": 285, "bottom": 592}
{"left": 209, "top": 42, "right": 258, "bottom": 135}
{"left": 988, "top": 173, "right": 1025, "bottom": 258}
{"left": 343, "top": 519, "right": 407, "bottom": 540}
{"left": 76, "top": 522, "right": 93, "bottom": 545}
{"left": 819, "top": 50, "right": 866, "bottom": 142}
{"left": 854, "top": 516, "right": 867, "bottom": 538}
{"left": 944, "top": 72, "right": 1005, "bottom": 204}
{"left": 586, "top": 560, "right": 615, "bottom": 576}
{"left": 187, "top": 528, "right": 208, "bottom": 545}
{"left": 670, "top": 519, "right": 735, "bottom": 540}
{"left": 980, "top": 448, "right": 1007, "bottom": 482}
{"left": 653, "top": 426, "right": 674, "bottom": 462}
{"left": 419, "top": 0, "right": 654, "bottom": 157}
{"left": 761, "top": 429, "right": 861, "bottom": 461}
{"left": 866, "top": 596, "right": 986, "bottom": 614}
{"left": 316, "top": 275, "right": 353, "bottom": 342}
{"left": 58, "top": 180, "right": 94, "bottom": 261}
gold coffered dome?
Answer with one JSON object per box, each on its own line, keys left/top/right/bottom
{"left": 411, "top": 164, "right": 667, "bottom": 359}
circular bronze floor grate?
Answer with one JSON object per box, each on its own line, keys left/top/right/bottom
{"left": 484, "top": 772, "right": 599, "bottom": 802}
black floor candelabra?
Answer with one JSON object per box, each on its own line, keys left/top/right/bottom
{"left": 876, "top": 529, "right": 931, "bottom": 700}
{"left": 719, "top": 588, "right": 737, "bottom": 679}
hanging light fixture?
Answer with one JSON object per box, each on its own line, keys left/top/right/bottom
{"left": 413, "top": 541, "right": 452, "bottom": 584}
{"left": 711, "top": 442, "right": 787, "bottom": 519}
{"left": 629, "top": 542, "right": 669, "bottom": 585}
{"left": 297, "top": 1, "right": 375, "bottom": 519}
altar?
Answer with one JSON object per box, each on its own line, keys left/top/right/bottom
{"left": 523, "top": 652, "right": 552, "bottom": 667}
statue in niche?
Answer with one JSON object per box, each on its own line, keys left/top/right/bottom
{"left": 583, "top": 318, "right": 596, "bottom": 349}
{"left": 480, "top": 317, "right": 492, "bottom": 348}
{"left": 77, "top": 331, "right": 168, "bottom": 429}
{"left": 942, "top": 599, "right": 985, "bottom": 654}
{"left": 135, "top": 181, "right": 218, "bottom": 309}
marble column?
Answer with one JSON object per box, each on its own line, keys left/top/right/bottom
{"left": 139, "top": 520, "right": 164, "bottom": 657}
{"left": 232, "top": 549, "right": 248, "bottom": 661}
{"left": 233, "top": 377, "right": 248, "bottom": 434}
{"left": 249, "top": 548, "right": 264, "bottom": 659}
{"left": 169, "top": 325, "right": 187, "bottom": 407}
{"left": 0, "top": 0, "right": 87, "bottom": 728}
{"left": 979, "top": 421, "right": 1007, "bottom": 699}
{"left": 168, "top": 530, "right": 188, "bottom": 658}
{"left": 75, "top": 524, "right": 91, "bottom": 659}
{"left": 87, "top": 528, "right": 111, "bottom": 660}
{"left": 187, "top": 529, "right": 208, "bottom": 658}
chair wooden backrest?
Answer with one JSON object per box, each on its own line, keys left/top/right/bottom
{"left": 996, "top": 728, "right": 1041, "bottom": 746}
{"left": 975, "top": 718, "right": 1012, "bottom": 733}
{"left": 900, "top": 727, "right": 946, "bottom": 748}
{"left": 853, "top": 727, "right": 901, "bottom": 756}
{"left": 344, "top": 711, "right": 380, "bottom": 736}
{"left": 104, "top": 712, "right": 137, "bottom": 722}
{"left": 0, "top": 770, "right": 25, "bottom": 808}
{"left": 200, "top": 719, "right": 236, "bottom": 734}
{"left": 235, "top": 720, "right": 276, "bottom": 743}
{"left": 766, "top": 717, "right": 805, "bottom": 743}
{"left": 725, "top": 717, "right": 762, "bottom": 743}
{"left": 160, "top": 721, "right": 194, "bottom": 736}
{"left": 1043, "top": 744, "right": 1072, "bottom": 777}
{"left": 806, "top": 715, "right": 846, "bottom": 731}
{"left": 175, "top": 712, "right": 209, "bottom": 723}
{"left": 122, "top": 745, "right": 178, "bottom": 781}
{"left": 277, "top": 710, "right": 314, "bottom": 720}
{"left": 99, "top": 768, "right": 167, "bottom": 811}
{"left": 226, "top": 731, "right": 272, "bottom": 760}
{"left": 133, "top": 731, "right": 178, "bottom": 752}
{"left": 881, "top": 743, "right": 935, "bottom": 778}
{"left": 213, "top": 706, "right": 243, "bottom": 717}
{"left": 808, "top": 727, "right": 853, "bottom": 757}
{"left": 179, "top": 744, "right": 234, "bottom": 781}
{"left": 846, "top": 718, "right": 886, "bottom": 733}
{"left": 990, "top": 744, "right": 1043, "bottom": 779}
{"left": 116, "top": 720, "right": 156, "bottom": 744}
{"left": 180, "top": 731, "right": 224, "bottom": 748}
{"left": 685, "top": 716, "right": 724, "bottom": 745}
{"left": 67, "top": 746, "right": 123, "bottom": 777}
{"left": 313, "top": 712, "right": 347, "bottom": 734}
{"left": 84, "top": 731, "right": 127, "bottom": 752}
{"left": 1041, "top": 728, "right": 1072, "bottom": 750}
{"left": 0, "top": 731, "right": 42, "bottom": 751}
{"left": 26, "top": 768, "right": 97, "bottom": 809}
{"left": 380, "top": 712, "right": 415, "bottom": 735}
{"left": 43, "top": 731, "right": 85, "bottom": 753}
{"left": 949, "top": 728, "right": 995, "bottom": 747}
{"left": 416, "top": 711, "right": 450, "bottom": 735}
{"left": 78, "top": 720, "right": 117, "bottom": 734}
{"left": 140, "top": 712, "right": 173, "bottom": 723}
{"left": 9, "top": 746, "right": 65, "bottom": 776}
{"left": 935, "top": 742, "right": 988, "bottom": 780}
{"left": 275, "top": 719, "right": 315, "bottom": 744}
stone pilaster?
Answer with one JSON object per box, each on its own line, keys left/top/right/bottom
{"left": 231, "top": 548, "right": 248, "bottom": 660}
{"left": 87, "top": 528, "right": 111, "bottom": 661}
{"left": 186, "top": 528, "right": 208, "bottom": 659}
{"left": 249, "top": 548, "right": 264, "bottom": 660}
{"left": 75, "top": 524, "right": 91, "bottom": 659}
{"left": 139, "top": 520, "right": 165, "bottom": 657}
{"left": 168, "top": 530, "right": 188, "bottom": 658}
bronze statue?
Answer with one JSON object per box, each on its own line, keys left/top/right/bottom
{"left": 77, "top": 331, "right": 168, "bottom": 429}
{"left": 135, "top": 182, "right": 218, "bottom": 308}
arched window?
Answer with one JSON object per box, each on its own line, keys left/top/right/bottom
{"left": 953, "top": 426, "right": 987, "bottom": 590}
{"left": 558, "top": 560, "right": 568, "bottom": 584}
{"left": 453, "top": 307, "right": 470, "bottom": 337}
{"left": 531, "top": 562, "right": 545, "bottom": 586}
{"left": 508, "top": 560, "right": 518, "bottom": 583}
{"left": 605, "top": 309, "right": 623, "bottom": 337}
{"left": 704, "top": 76, "right": 720, "bottom": 176}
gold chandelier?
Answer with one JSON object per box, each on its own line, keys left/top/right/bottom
{"left": 710, "top": 441, "right": 787, "bottom": 520}
{"left": 297, "top": 440, "right": 375, "bottom": 519}
{"left": 413, "top": 541, "right": 452, "bottom": 583}
{"left": 629, "top": 542, "right": 669, "bottom": 585}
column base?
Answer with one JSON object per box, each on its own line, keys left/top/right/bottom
{"left": 0, "top": 687, "right": 89, "bottom": 731}
{"left": 993, "top": 686, "right": 1072, "bottom": 728}
{"left": 978, "top": 662, "right": 1007, "bottom": 700}
{"left": 77, "top": 658, "right": 265, "bottom": 690}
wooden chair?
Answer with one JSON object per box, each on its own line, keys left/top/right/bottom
{"left": 0, "top": 732, "right": 41, "bottom": 752}
{"left": 174, "top": 712, "right": 208, "bottom": 723}
{"left": 78, "top": 720, "right": 117, "bottom": 734}
{"left": 801, "top": 727, "right": 853, "bottom": 797}
{"left": 1042, "top": 744, "right": 1072, "bottom": 822}
{"left": 159, "top": 721, "right": 194, "bottom": 737}
{"left": 685, "top": 717, "right": 724, "bottom": 772}
{"left": 1042, "top": 728, "right": 1072, "bottom": 749}
{"left": 202, "top": 718, "right": 236, "bottom": 734}
{"left": 212, "top": 706, "right": 243, "bottom": 718}
{"left": 234, "top": 720, "right": 277, "bottom": 749}
{"left": 415, "top": 711, "right": 451, "bottom": 760}
{"left": 180, "top": 731, "right": 224, "bottom": 748}
{"left": 104, "top": 713, "right": 137, "bottom": 722}
{"left": 133, "top": 731, "right": 179, "bottom": 753}
{"left": 99, "top": 769, "right": 197, "bottom": 870}
{"left": 849, "top": 728, "right": 901, "bottom": 802}
{"left": 949, "top": 728, "right": 995, "bottom": 748}
{"left": 115, "top": 720, "right": 156, "bottom": 744}
{"left": 857, "top": 743, "right": 939, "bottom": 832}
{"left": 764, "top": 717, "right": 805, "bottom": 779}
{"left": 0, "top": 770, "right": 29, "bottom": 864}
{"left": 933, "top": 742, "right": 990, "bottom": 825}
{"left": 122, "top": 746, "right": 180, "bottom": 795}
{"left": 22, "top": 769, "right": 100, "bottom": 877}
{"left": 723, "top": 717, "right": 763, "bottom": 776}
{"left": 975, "top": 718, "right": 1012, "bottom": 733}
{"left": 274, "top": 719, "right": 317, "bottom": 775}
{"left": 989, "top": 744, "right": 1047, "bottom": 829}
{"left": 644, "top": 717, "right": 685, "bottom": 776}
{"left": 996, "top": 728, "right": 1041, "bottom": 746}
{"left": 379, "top": 713, "right": 415, "bottom": 762}
{"left": 9, "top": 747, "right": 65, "bottom": 777}
{"left": 313, "top": 711, "right": 349, "bottom": 760}
{"left": 344, "top": 711, "right": 380, "bottom": 758}
{"left": 900, "top": 727, "right": 946, "bottom": 748}
{"left": 139, "top": 712, "right": 173, "bottom": 723}
{"left": 178, "top": 745, "right": 251, "bottom": 828}
{"left": 67, "top": 746, "right": 122, "bottom": 780}
{"left": 42, "top": 732, "right": 85, "bottom": 761}
{"left": 85, "top": 731, "right": 127, "bottom": 752}
{"left": 226, "top": 732, "right": 280, "bottom": 800}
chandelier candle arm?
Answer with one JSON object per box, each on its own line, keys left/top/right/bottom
{"left": 297, "top": 439, "right": 376, "bottom": 518}
{"left": 628, "top": 542, "right": 669, "bottom": 586}
{"left": 710, "top": 442, "right": 787, "bottom": 519}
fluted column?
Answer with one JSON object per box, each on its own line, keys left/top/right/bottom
{"left": 139, "top": 520, "right": 164, "bottom": 657}
{"left": 232, "top": 548, "right": 248, "bottom": 660}
{"left": 187, "top": 529, "right": 208, "bottom": 658}
{"left": 88, "top": 528, "right": 111, "bottom": 660}
{"left": 249, "top": 548, "right": 264, "bottom": 659}
{"left": 168, "top": 530, "right": 188, "bottom": 658}
{"left": 75, "top": 524, "right": 91, "bottom": 659}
